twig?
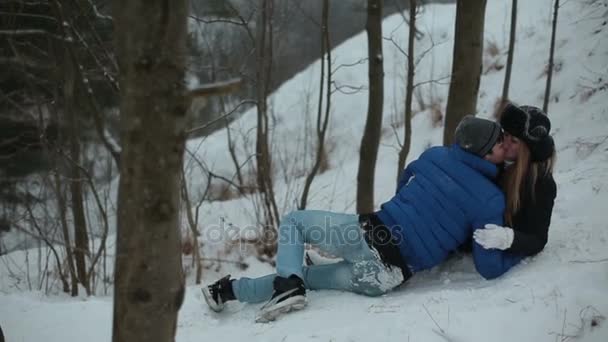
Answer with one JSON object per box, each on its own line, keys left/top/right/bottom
{"left": 383, "top": 35, "right": 409, "bottom": 58}
{"left": 293, "top": 1, "right": 320, "bottom": 27}
{"left": 414, "top": 75, "right": 451, "bottom": 88}
{"left": 0, "top": 11, "right": 57, "bottom": 21}
{"left": 189, "top": 15, "right": 248, "bottom": 26}
{"left": 332, "top": 83, "right": 367, "bottom": 95}
{"left": 0, "top": 29, "right": 65, "bottom": 41}
{"left": 85, "top": 0, "right": 112, "bottom": 21}
{"left": 569, "top": 258, "right": 608, "bottom": 264}
{"left": 186, "top": 99, "right": 256, "bottom": 135}
{"left": 201, "top": 258, "right": 248, "bottom": 268}
{"left": 423, "top": 304, "right": 446, "bottom": 334}
{"left": 332, "top": 58, "right": 369, "bottom": 74}
{"left": 432, "top": 329, "right": 454, "bottom": 342}
{"left": 561, "top": 309, "right": 568, "bottom": 342}
{"left": 188, "top": 5, "right": 256, "bottom": 44}
{"left": 415, "top": 34, "right": 447, "bottom": 67}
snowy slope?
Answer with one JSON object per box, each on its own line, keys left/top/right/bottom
{"left": 2, "top": 0, "right": 608, "bottom": 341}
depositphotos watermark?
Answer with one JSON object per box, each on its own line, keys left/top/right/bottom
{"left": 198, "top": 213, "right": 404, "bottom": 250}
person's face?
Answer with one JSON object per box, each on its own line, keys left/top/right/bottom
{"left": 502, "top": 132, "right": 522, "bottom": 161}
{"left": 484, "top": 133, "right": 506, "bottom": 164}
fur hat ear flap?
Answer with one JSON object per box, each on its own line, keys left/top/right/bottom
{"left": 500, "top": 104, "right": 529, "bottom": 138}
{"left": 530, "top": 136, "right": 555, "bottom": 162}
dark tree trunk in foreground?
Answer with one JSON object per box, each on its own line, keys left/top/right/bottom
{"left": 443, "top": 0, "right": 487, "bottom": 145}
{"left": 112, "top": 0, "right": 188, "bottom": 341}
{"left": 357, "top": 0, "right": 384, "bottom": 214}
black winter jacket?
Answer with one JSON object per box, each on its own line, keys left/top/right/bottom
{"left": 505, "top": 174, "right": 557, "bottom": 256}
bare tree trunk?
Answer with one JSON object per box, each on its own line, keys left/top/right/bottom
{"left": 181, "top": 170, "right": 204, "bottom": 285}
{"left": 69, "top": 108, "right": 91, "bottom": 295}
{"left": 54, "top": 174, "right": 79, "bottom": 296}
{"left": 443, "top": 0, "right": 487, "bottom": 145}
{"left": 299, "top": 0, "right": 331, "bottom": 210}
{"left": 223, "top": 100, "right": 244, "bottom": 188}
{"left": 57, "top": 34, "right": 80, "bottom": 298}
{"left": 65, "top": 80, "right": 90, "bottom": 295}
{"left": 501, "top": 0, "right": 517, "bottom": 104}
{"left": 543, "top": 0, "right": 559, "bottom": 113}
{"left": 24, "top": 199, "right": 71, "bottom": 293}
{"left": 54, "top": 0, "right": 122, "bottom": 168}
{"left": 255, "top": 0, "right": 280, "bottom": 256}
{"left": 397, "top": 0, "right": 417, "bottom": 184}
{"left": 357, "top": 0, "right": 384, "bottom": 214}
{"left": 112, "top": 1, "right": 188, "bottom": 341}
{"left": 75, "top": 160, "right": 111, "bottom": 295}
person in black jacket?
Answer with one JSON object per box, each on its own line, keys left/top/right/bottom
{"left": 474, "top": 104, "right": 557, "bottom": 256}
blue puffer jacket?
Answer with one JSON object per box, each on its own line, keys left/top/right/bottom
{"left": 376, "top": 145, "right": 523, "bottom": 279}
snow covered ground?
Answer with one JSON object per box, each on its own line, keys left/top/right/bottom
{"left": 2, "top": 0, "right": 608, "bottom": 341}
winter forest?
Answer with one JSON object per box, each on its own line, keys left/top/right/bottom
{"left": 1, "top": 0, "right": 607, "bottom": 341}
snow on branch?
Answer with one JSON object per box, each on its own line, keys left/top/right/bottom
{"left": 187, "top": 78, "right": 242, "bottom": 100}
{"left": 0, "top": 29, "right": 66, "bottom": 41}
{"left": 86, "top": 0, "right": 113, "bottom": 21}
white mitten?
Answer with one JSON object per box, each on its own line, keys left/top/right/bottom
{"left": 473, "top": 224, "right": 514, "bottom": 250}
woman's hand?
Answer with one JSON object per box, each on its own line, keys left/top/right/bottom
{"left": 473, "top": 224, "right": 515, "bottom": 250}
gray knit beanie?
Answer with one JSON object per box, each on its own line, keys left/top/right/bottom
{"left": 454, "top": 115, "right": 502, "bottom": 157}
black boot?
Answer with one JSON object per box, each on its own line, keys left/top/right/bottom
{"left": 256, "top": 275, "right": 307, "bottom": 323}
{"left": 202, "top": 275, "right": 236, "bottom": 312}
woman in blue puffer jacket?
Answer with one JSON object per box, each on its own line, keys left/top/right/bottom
{"left": 203, "top": 116, "right": 520, "bottom": 323}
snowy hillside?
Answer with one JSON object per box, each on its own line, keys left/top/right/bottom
{"left": 2, "top": 0, "right": 608, "bottom": 341}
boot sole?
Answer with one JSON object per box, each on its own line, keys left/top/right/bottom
{"left": 255, "top": 295, "right": 307, "bottom": 323}
{"left": 201, "top": 287, "right": 225, "bottom": 313}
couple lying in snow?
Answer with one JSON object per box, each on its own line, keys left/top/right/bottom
{"left": 202, "top": 103, "right": 558, "bottom": 323}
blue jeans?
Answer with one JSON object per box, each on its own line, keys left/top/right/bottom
{"left": 231, "top": 210, "right": 404, "bottom": 303}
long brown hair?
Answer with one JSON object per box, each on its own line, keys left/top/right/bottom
{"left": 503, "top": 145, "right": 556, "bottom": 226}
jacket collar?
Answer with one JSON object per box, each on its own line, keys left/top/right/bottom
{"left": 450, "top": 144, "right": 498, "bottom": 179}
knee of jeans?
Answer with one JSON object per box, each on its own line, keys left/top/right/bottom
{"left": 283, "top": 210, "right": 307, "bottom": 222}
{"left": 350, "top": 261, "right": 393, "bottom": 297}
{"left": 279, "top": 211, "right": 303, "bottom": 241}
{"left": 281, "top": 211, "right": 306, "bottom": 231}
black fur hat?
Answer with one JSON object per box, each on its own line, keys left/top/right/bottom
{"left": 500, "top": 104, "right": 555, "bottom": 162}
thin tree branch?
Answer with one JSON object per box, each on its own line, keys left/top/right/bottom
{"left": 186, "top": 99, "right": 256, "bottom": 135}
{"left": 413, "top": 75, "right": 451, "bottom": 88}
{"left": 0, "top": 29, "right": 65, "bottom": 41}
